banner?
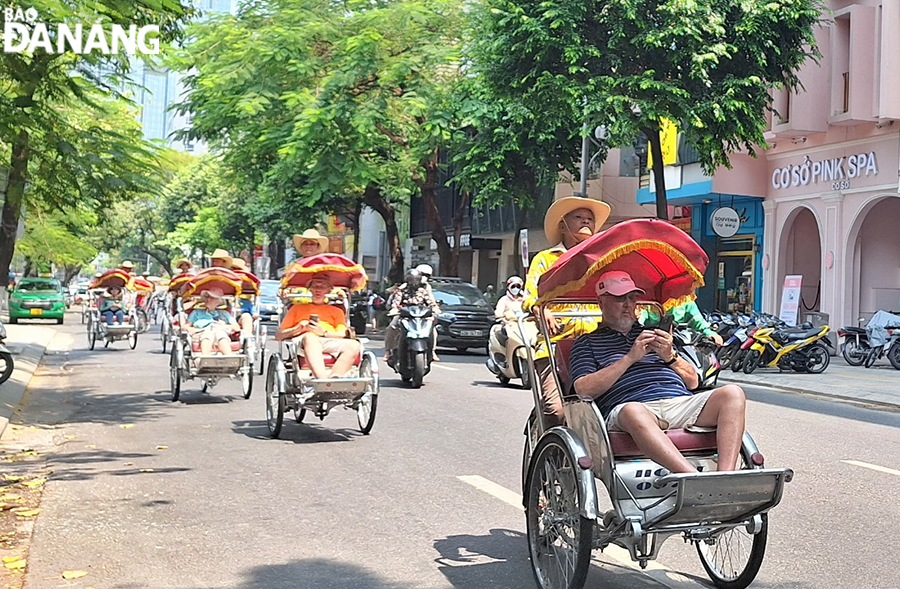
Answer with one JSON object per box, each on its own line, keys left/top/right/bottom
{"left": 647, "top": 118, "right": 678, "bottom": 169}
{"left": 519, "top": 229, "right": 529, "bottom": 271}
{"left": 778, "top": 275, "right": 803, "bottom": 326}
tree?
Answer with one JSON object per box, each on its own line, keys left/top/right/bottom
{"left": 0, "top": 0, "right": 193, "bottom": 287}
{"left": 15, "top": 208, "right": 98, "bottom": 283}
{"left": 475, "top": 0, "right": 821, "bottom": 219}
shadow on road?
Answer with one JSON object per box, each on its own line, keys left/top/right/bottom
{"left": 433, "top": 528, "right": 534, "bottom": 588}
{"left": 230, "top": 420, "right": 361, "bottom": 444}
{"left": 184, "top": 558, "right": 407, "bottom": 589}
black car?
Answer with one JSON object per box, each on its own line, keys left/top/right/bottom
{"left": 258, "top": 280, "right": 283, "bottom": 322}
{"left": 430, "top": 277, "right": 494, "bottom": 352}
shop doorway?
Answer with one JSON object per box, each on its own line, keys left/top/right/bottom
{"left": 715, "top": 235, "right": 756, "bottom": 313}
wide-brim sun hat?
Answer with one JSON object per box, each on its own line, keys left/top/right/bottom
{"left": 292, "top": 229, "right": 329, "bottom": 254}
{"left": 120, "top": 260, "right": 135, "bottom": 269}
{"left": 201, "top": 287, "right": 226, "bottom": 300}
{"left": 173, "top": 257, "right": 192, "bottom": 269}
{"left": 230, "top": 257, "right": 248, "bottom": 271}
{"left": 543, "top": 196, "right": 612, "bottom": 245}
{"left": 209, "top": 249, "right": 232, "bottom": 265}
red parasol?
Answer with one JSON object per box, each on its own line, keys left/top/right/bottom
{"left": 89, "top": 269, "right": 132, "bottom": 290}
{"left": 168, "top": 272, "right": 194, "bottom": 293}
{"left": 281, "top": 253, "right": 368, "bottom": 291}
{"left": 233, "top": 269, "right": 261, "bottom": 295}
{"left": 182, "top": 268, "right": 243, "bottom": 298}
{"left": 536, "top": 218, "right": 709, "bottom": 310}
{"left": 132, "top": 277, "right": 154, "bottom": 292}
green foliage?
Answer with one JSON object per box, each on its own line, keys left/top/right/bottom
{"left": 475, "top": 0, "right": 822, "bottom": 175}
{"left": 16, "top": 208, "right": 98, "bottom": 269}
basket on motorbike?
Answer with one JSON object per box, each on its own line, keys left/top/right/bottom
{"left": 264, "top": 254, "right": 378, "bottom": 438}
{"left": 522, "top": 218, "right": 793, "bottom": 589}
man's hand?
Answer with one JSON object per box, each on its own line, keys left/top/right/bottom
{"left": 626, "top": 330, "right": 657, "bottom": 362}
{"left": 542, "top": 307, "right": 561, "bottom": 336}
{"left": 649, "top": 329, "right": 676, "bottom": 362}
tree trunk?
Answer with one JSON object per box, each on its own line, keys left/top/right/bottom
{"left": 450, "top": 191, "right": 470, "bottom": 277}
{"left": 0, "top": 130, "right": 30, "bottom": 288}
{"left": 363, "top": 184, "right": 404, "bottom": 285}
{"left": 141, "top": 248, "right": 173, "bottom": 277}
{"left": 352, "top": 199, "right": 362, "bottom": 263}
{"left": 418, "top": 148, "right": 455, "bottom": 276}
{"left": 63, "top": 265, "right": 82, "bottom": 285}
{"left": 643, "top": 125, "right": 668, "bottom": 220}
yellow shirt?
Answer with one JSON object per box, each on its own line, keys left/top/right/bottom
{"left": 523, "top": 243, "right": 600, "bottom": 359}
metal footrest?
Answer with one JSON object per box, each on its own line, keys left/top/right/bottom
{"left": 193, "top": 354, "right": 244, "bottom": 375}
{"left": 302, "top": 378, "right": 372, "bottom": 404}
{"left": 645, "top": 468, "right": 793, "bottom": 528}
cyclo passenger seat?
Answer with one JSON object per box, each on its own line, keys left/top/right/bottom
{"left": 190, "top": 329, "right": 243, "bottom": 353}
{"left": 553, "top": 339, "right": 718, "bottom": 459}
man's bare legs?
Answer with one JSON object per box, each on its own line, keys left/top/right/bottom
{"left": 693, "top": 384, "right": 746, "bottom": 471}
{"left": 615, "top": 403, "right": 698, "bottom": 473}
{"left": 330, "top": 340, "right": 361, "bottom": 377}
{"left": 301, "top": 334, "right": 329, "bottom": 378}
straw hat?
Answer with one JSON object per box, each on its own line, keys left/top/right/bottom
{"left": 173, "top": 257, "right": 192, "bottom": 270}
{"left": 230, "top": 258, "right": 249, "bottom": 271}
{"left": 120, "top": 260, "right": 135, "bottom": 270}
{"left": 543, "top": 196, "right": 611, "bottom": 245}
{"left": 209, "top": 249, "right": 232, "bottom": 265}
{"left": 292, "top": 229, "right": 329, "bottom": 254}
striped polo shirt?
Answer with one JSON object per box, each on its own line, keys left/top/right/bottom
{"left": 569, "top": 323, "right": 692, "bottom": 418}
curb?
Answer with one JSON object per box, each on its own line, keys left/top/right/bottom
{"left": 0, "top": 325, "right": 56, "bottom": 437}
{"left": 718, "top": 374, "right": 900, "bottom": 413}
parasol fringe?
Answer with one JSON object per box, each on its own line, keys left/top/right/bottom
{"left": 183, "top": 275, "right": 243, "bottom": 298}
{"left": 281, "top": 263, "right": 369, "bottom": 292}
{"left": 537, "top": 239, "right": 706, "bottom": 306}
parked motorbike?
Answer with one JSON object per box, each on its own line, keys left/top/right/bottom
{"left": 743, "top": 324, "right": 832, "bottom": 374}
{"left": 486, "top": 316, "right": 537, "bottom": 388}
{"left": 837, "top": 326, "right": 869, "bottom": 366}
{"left": 672, "top": 327, "right": 720, "bottom": 389}
{"left": 387, "top": 305, "right": 434, "bottom": 388}
{"left": 0, "top": 320, "right": 13, "bottom": 385}
{"left": 859, "top": 310, "right": 900, "bottom": 370}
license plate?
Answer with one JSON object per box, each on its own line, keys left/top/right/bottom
{"left": 460, "top": 330, "right": 483, "bottom": 337}
{"left": 30, "top": 308, "right": 43, "bottom": 316}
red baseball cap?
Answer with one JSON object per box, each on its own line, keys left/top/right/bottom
{"left": 596, "top": 271, "right": 645, "bottom": 297}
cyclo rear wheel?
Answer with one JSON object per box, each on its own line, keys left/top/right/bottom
{"left": 265, "top": 355, "right": 284, "bottom": 438}
{"left": 525, "top": 431, "right": 592, "bottom": 589}
{"left": 356, "top": 355, "right": 378, "bottom": 434}
{"left": 888, "top": 341, "right": 900, "bottom": 370}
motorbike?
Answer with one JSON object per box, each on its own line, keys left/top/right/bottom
{"left": 859, "top": 310, "right": 900, "bottom": 369}
{"left": 0, "top": 320, "right": 13, "bottom": 385}
{"left": 486, "top": 316, "right": 537, "bottom": 388}
{"left": 672, "top": 327, "right": 720, "bottom": 389}
{"left": 387, "top": 305, "right": 434, "bottom": 388}
{"left": 837, "top": 326, "right": 869, "bottom": 366}
{"left": 743, "top": 324, "right": 833, "bottom": 374}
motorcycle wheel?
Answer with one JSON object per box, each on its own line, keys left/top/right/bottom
{"left": 806, "top": 344, "right": 830, "bottom": 374}
{"left": 889, "top": 342, "right": 900, "bottom": 371}
{"left": 497, "top": 374, "right": 510, "bottom": 385}
{"left": 717, "top": 345, "right": 736, "bottom": 370}
{"left": 842, "top": 339, "right": 867, "bottom": 367}
{"left": 0, "top": 352, "right": 14, "bottom": 385}
{"left": 411, "top": 352, "right": 426, "bottom": 388}
{"left": 864, "top": 348, "right": 879, "bottom": 369}
{"left": 517, "top": 356, "right": 531, "bottom": 390}
{"left": 731, "top": 349, "right": 746, "bottom": 372}
{"left": 742, "top": 350, "right": 761, "bottom": 374}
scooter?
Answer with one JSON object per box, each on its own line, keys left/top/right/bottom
{"left": 0, "top": 320, "right": 13, "bottom": 385}
{"left": 743, "top": 324, "right": 833, "bottom": 374}
{"left": 673, "top": 327, "right": 720, "bottom": 390}
{"left": 388, "top": 305, "right": 434, "bottom": 388}
{"left": 486, "top": 316, "right": 537, "bottom": 388}
{"left": 837, "top": 326, "right": 869, "bottom": 366}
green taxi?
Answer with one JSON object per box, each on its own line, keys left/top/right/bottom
{"left": 8, "top": 277, "right": 67, "bottom": 324}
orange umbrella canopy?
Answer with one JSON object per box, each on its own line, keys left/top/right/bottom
{"left": 281, "top": 253, "right": 368, "bottom": 291}
{"left": 233, "top": 269, "right": 260, "bottom": 295}
{"left": 536, "top": 218, "right": 709, "bottom": 310}
{"left": 132, "top": 277, "right": 154, "bottom": 292}
{"left": 183, "top": 268, "right": 243, "bottom": 298}
{"left": 90, "top": 269, "right": 132, "bottom": 290}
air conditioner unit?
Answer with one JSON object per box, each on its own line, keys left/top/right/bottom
{"left": 488, "top": 250, "right": 502, "bottom": 259}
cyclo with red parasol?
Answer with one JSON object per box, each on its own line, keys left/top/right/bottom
{"left": 265, "top": 254, "right": 378, "bottom": 438}
{"left": 521, "top": 219, "right": 793, "bottom": 589}
{"left": 85, "top": 269, "right": 139, "bottom": 350}
{"left": 168, "top": 268, "right": 255, "bottom": 402}
{"left": 232, "top": 264, "right": 268, "bottom": 376}
{"left": 131, "top": 276, "right": 155, "bottom": 334}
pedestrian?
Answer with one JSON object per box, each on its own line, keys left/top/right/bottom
{"left": 483, "top": 284, "right": 497, "bottom": 306}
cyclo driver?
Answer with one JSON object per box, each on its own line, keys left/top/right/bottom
{"left": 275, "top": 273, "right": 360, "bottom": 379}
{"left": 383, "top": 268, "right": 440, "bottom": 364}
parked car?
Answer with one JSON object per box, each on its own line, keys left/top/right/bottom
{"left": 430, "top": 277, "right": 494, "bottom": 352}
{"left": 8, "top": 277, "right": 67, "bottom": 324}
{"left": 258, "top": 280, "right": 283, "bottom": 323}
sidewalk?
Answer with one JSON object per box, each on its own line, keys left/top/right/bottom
{"left": 1, "top": 323, "right": 56, "bottom": 436}
{"left": 719, "top": 354, "right": 900, "bottom": 409}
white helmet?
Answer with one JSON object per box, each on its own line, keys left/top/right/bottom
{"left": 506, "top": 275, "right": 524, "bottom": 287}
{"left": 415, "top": 264, "right": 433, "bottom": 278}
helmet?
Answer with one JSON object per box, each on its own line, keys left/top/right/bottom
{"left": 405, "top": 268, "right": 423, "bottom": 287}
{"left": 506, "top": 275, "right": 524, "bottom": 287}
{"left": 415, "top": 264, "right": 433, "bottom": 278}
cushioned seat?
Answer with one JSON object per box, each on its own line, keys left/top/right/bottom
{"left": 786, "top": 327, "right": 821, "bottom": 340}
{"left": 609, "top": 429, "right": 717, "bottom": 458}
{"left": 298, "top": 353, "right": 361, "bottom": 368}
{"left": 191, "top": 340, "right": 242, "bottom": 353}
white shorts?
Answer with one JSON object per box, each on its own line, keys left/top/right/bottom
{"left": 294, "top": 334, "right": 358, "bottom": 356}
{"left": 607, "top": 391, "right": 714, "bottom": 432}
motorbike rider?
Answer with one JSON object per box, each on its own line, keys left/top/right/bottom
{"left": 415, "top": 264, "right": 439, "bottom": 359}
{"left": 383, "top": 268, "right": 441, "bottom": 364}
{"left": 493, "top": 276, "right": 525, "bottom": 347}
{"left": 523, "top": 196, "right": 611, "bottom": 427}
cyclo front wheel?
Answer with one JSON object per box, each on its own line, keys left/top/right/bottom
{"left": 265, "top": 355, "right": 284, "bottom": 438}
{"left": 356, "top": 355, "right": 378, "bottom": 434}
{"left": 525, "top": 430, "right": 593, "bottom": 589}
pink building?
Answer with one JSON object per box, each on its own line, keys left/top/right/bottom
{"left": 639, "top": 0, "right": 900, "bottom": 330}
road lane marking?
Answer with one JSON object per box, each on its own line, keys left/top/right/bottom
{"left": 458, "top": 475, "right": 705, "bottom": 589}
{"left": 842, "top": 460, "right": 900, "bottom": 477}
{"left": 433, "top": 364, "right": 459, "bottom": 371}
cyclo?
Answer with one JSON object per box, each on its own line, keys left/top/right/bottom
{"left": 169, "top": 268, "right": 255, "bottom": 401}
{"left": 521, "top": 219, "right": 792, "bottom": 589}
{"left": 265, "top": 254, "right": 379, "bottom": 438}
{"left": 231, "top": 265, "right": 268, "bottom": 376}
{"left": 85, "top": 269, "right": 139, "bottom": 350}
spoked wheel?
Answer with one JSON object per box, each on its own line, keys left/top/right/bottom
{"left": 356, "top": 356, "right": 378, "bottom": 434}
{"left": 128, "top": 329, "right": 138, "bottom": 350}
{"left": 742, "top": 350, "right": 761, "bottom": 374}
{"left": 525, "top": 431, "right": 593, "bottom": 589}
{"left": 242, "top": 361, "right": 253, "bottom": 399}
{"left": 169, "top": 347, "right": 181, "bottom": 402}
{"left": 888, "top": 342, "right": 900, "bottom": 370}
{"left": 805, "top": 344, "right": 830, "bottom": 374}
{"left": 265, "top": 356, "right": 284, "bottom": 438}
{"left": 842, "top": 340, "right": 866, "bottom": 366}
{"left": 87, "top": 320, "right": 97, "bottom": 351}
{"left": 293, "top": 408, "right": 306, "bottom": 423}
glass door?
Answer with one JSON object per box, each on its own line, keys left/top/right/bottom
{"left": 715, "top": 235, "right": 756, "bottom": 313}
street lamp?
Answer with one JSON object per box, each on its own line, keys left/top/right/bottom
{"left": 575, "top": 124, "right": 608, "bottom": 197}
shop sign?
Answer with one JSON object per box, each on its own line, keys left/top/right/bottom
{"left": 446, "top": 233, "right": 471, "bottom": 249}
{"left": 771, "top": 152, "right": 878, "bottom": 191}
{"left": 779, "top": 275, "right": 803, "bottom": 326}
{"left": 711, "top": 207, "right": 741, "bottom": 237}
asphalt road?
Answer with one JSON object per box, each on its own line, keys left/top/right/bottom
{"left": 8, "top": 314, "right": 900, "bottom": 589}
